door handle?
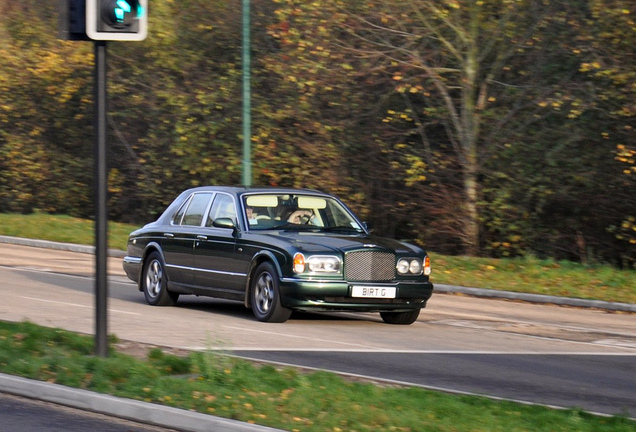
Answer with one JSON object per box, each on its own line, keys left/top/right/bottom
{"left": 197, "top": 235, "right": 208, "bottom": 241}
{"left": 163, "top": 233, "right": 174, "bottom": 238}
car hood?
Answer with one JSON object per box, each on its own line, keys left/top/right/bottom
{"left": 255, "top": 231, "right": 424, "bottom": 255}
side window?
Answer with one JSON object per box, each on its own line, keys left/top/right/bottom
{"left": 173, "top": 197, "right": 190, "bottom": 225}
{"left": 179, "top": 193, "right": 213, "bottom": 226}
{"left": 206, "top": 194, "right": 236, "bottom": 227}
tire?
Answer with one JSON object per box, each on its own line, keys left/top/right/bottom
{"left": 380, "top": 309, "right": 420, "bottom": 325}
{"left": 250, "top": 262, "right": 292, "bottom": 323}
{"left": 142, "top": 252, "right": 179, "bottom": 306}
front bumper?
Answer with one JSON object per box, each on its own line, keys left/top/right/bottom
{"left": 278, "top": 278, "right": 434, "bottom": 312}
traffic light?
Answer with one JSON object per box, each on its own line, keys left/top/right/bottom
{"left": 86, "top": 0, "right": 148, "bottom": 41}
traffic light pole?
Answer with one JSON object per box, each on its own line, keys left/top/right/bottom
{"left": 94, "top": 40, "right": 109, "bottom": 358}
{"left": 59, "top": 0, "right": 147, "bottom": 358}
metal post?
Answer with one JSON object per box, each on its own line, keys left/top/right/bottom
{"left": 242, "top": 0, "right": 251, "bottom": 187}
{"left": 94, "top": 40, "right": 109, "bottom": 357}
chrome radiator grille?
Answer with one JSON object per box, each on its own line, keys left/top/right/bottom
{"left": 344, "top": 251, "right": 395, "bottom": 281}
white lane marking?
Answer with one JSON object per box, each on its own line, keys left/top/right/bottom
{"left": 179, "top": 347, "right": 636, "bottom": 355}
{"left": 431, "top": 318, "right": 636, "bottom": 351}
{"left": 19, "top": 296, "right": 140, "bottom": 316}
{"left": 430, "top": 315, "right": 636, "bottom": 338}
{"left": 222, "top": 325, "right": 389, "bottom": 350}
{"left": 1, "top": 265, "right": 135, "bottom": 285}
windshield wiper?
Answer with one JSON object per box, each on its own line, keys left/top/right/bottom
{"left": 321, "top": 225, "right": 364, "bottom": 233}
{"left": 262, "top": 223, "right": 312, "bottom": 231}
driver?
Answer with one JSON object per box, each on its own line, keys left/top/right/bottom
{"left": 287, "top": 209, "right": 313, "bottom": 224}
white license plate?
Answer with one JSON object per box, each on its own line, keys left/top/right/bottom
{"left": 351, "top": 286, "right": 396, "bottom": 299}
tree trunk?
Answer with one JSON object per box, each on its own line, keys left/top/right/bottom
{"left": 460, "top": 2, "right": 481, "bottom": 256}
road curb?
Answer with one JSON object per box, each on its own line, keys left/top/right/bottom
{"left": 0, "top": 235, "right": 126, "bottom": 258}
{"left": 0, "top": 373, "right": 284, "bottom": 432}
{"left": 434, "top": 284, "right": 636, "bottom": 313}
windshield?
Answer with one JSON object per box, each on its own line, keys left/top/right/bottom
{"left": 242, "top": 193, "right": 364, "bottom": 232}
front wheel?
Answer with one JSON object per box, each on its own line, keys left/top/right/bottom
{"left": 142, "top": 252, "right": 179, "bottom": 306}
{"left": 380, "top": 309, "right": 420, "bottom": 325}
{"left": 250, "top": 262, "right": 292, "bottom": 323}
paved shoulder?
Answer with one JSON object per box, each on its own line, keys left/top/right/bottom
{"left": 1, "top": 235, "right": 634, "bottom": 312}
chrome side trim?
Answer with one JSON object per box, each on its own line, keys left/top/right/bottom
{"left": 280, "top": 277, "right": 346, "bottom": 284}
{"left": 166, "top": 264, "right": 246, "bottom": 278}
{"left": 123, "top": 256, "right": 142, "bottom": 265}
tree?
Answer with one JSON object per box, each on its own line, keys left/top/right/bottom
{"left": 583, "top": 0, "right": 636, "bottom": 266}
{"left": 0, "top": 0, "right": 94, "bottom": 215}
{"left": 333, "top": 0, "right": 568, "bottom": 255}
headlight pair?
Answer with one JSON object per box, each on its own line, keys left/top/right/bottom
{"left": 397, "top": 257, "right": 431, "bottom": 276}
{"left": 293, "top": 253, "right": 341, "bottom": 274}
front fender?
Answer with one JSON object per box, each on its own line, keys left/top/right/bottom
{"left": 243, "top": 250, "right": 285, "bottom": 308}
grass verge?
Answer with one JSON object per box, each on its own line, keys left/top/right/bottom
{"left": 431, "top": 253, "right": 636, "bottom": 304}
{"left": 0, "top": 212, "right": 136, "bottom": 251}
{"left": 0, "top": 212, "right": 635, "bottom": 304}
{"left": 1, "top": 320, "right": 634, "bottom": 432}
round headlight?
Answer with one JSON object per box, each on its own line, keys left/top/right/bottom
{"left": 397, "top": 259, "right": 410, "bottom": 275}
{"left": 409, "top": 259, "right": 422, "bottom": 274}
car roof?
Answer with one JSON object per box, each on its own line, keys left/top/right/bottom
{"left": 181, "top": 186, "right": 328, "bottom": 197}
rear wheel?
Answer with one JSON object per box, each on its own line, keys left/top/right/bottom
{"left": 250, "top": 262, "right": 292, "bottom": 323}
{"left": 142, "top": 252, "right": 179, "bottom": 306}
{"left": 380, "top": 309, "right": 420, "bottom": 325}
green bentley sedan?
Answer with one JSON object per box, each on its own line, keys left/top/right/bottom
{"left": 123, "top": 186, "right": 433, "bottom": 324}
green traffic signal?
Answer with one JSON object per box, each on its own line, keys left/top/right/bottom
{"left": 102, "top": 0, "right": 138, "bottom": 29}
{"left": 86, "top": 0, "right": 147, "bottom": 41}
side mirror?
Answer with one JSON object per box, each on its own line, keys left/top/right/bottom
{"left": 213, "top": 218, "right": 236, "bottom": 229}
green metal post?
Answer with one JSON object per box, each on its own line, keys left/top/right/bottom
{"left": 242, "top": 0, "right": 252, "bottom": 187}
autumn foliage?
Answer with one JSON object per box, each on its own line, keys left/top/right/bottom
{"left": 0, "top": 0, "right": 634, "bottom": 266}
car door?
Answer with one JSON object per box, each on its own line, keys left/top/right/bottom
{"left": 193, "top": 193, "right": 246, "bottom": 298}
{"left": 161, "top": 192, "right": 213, "bottom": 288}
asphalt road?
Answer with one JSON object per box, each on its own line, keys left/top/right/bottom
{"left": 232, "top": 351, "right": 636, "bottom": 417}
{"left": 1, "top": 242, "right": 636, "bottom": 423}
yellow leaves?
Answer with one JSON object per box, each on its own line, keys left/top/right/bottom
{"left": 615, "top": 144, "right": 636, "bottom": 175}
{"left": 384, "top": 109, "right": 414, "bottom": 124}
{"left": 280, "top": 388, "right": 294, "bottom": 400}
{"left": 446, "top": 0, "right": 461, "bottom": 9}
{"left": 579, "top": 61, "right": 602, "bottom": 72}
